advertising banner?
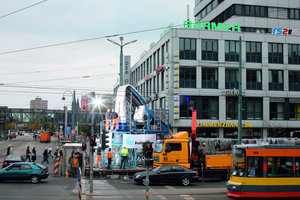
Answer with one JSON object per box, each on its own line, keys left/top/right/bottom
{"left": 123, "top": 134, "right": 156, "bottom": 149}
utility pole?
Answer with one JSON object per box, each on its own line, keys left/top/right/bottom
{"left": 237, "top": 36, "right": 243, "bottom": 145}
{"left": 64, "top": 106, "right": 67, "bottom": 138}
{"left": 71, "top": 90, "right": 76, "bottom": 130}
{"left": 90, "top": 103, "right": 95, "bottom": 193}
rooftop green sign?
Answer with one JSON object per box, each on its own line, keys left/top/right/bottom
{"left": 184, "top": 20, "right": 241, "bottom": 32}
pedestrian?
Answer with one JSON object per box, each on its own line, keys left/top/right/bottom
{"left": 68, "top": 153, "right": 75, "bottom": 176}
{"left": 96, "top": 145, "right": 102, "bottom": 168}
{"left": 32, "top": 147, "right": 36, "bottom": 162}
{"left": 107, "top": 148, "right": 113, "bottom": 169}
{"left": 9, "top": 145, "right": 14, "bottom": 155}
{"left": 78, "top": 152, "right": 83, "bottom": 170}
{"left": 25, "top": 146, "right": 31, "bottom": 162}
{"left": 7, "top": 145, "right": 11, "bottom": 156}
{"left": 59, "top": 149, "right": 63, "bottom": 158}
{"left": 34, "top": 134, "right": 37, "bottom": 141}
{"left": 54, "top": 147, "right": 59, "bottom": 158}
{"left": 120, "top": 147, "right": 129, "bottom": 169}
{"left": 111, "top": 109, "right": 119, "bottom": 130}
{"left": 105, "top": 109, "right": 112, "bottom": 130}
{"left": 48, "top": 147, "right": 53, "bottom": 158}
{"left": 42, "top": 148, "right": 49, "bottom": 164}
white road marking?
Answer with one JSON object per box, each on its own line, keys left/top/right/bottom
{"left": 180, "top": 195, "right": 195, "bottom": 200}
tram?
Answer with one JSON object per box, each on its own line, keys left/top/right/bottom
{"left": 226, "top": 144, "right": 300, "bottom": 198}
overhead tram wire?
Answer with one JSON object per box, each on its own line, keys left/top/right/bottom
{"left": 0, "top": 24, "right": 184, "bottom": 55}
{"left": 0, "top": 0, "right": 48, "bottom": 20}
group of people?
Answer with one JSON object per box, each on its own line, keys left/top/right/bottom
{"left": 25, "top": 146, "right": 37, "bottom": 162}
{"left": 105, "top": 109, "right": 119, "bottom": 130}
{"left": 95, "top": 146, "right": 129, "bottom": 169}
{"left": 68, "top": 150, "right": 83, "bottom": 176}
{"left": 42, "top": 147, "right": 62, "bottom": 164}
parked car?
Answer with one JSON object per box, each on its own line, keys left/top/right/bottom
{"left": 133, "top": 165, "right": 199, "bottom": 186}
{"left": 2, "top": 155, "right": 25, "bottom": 168}
{"left": 0, "top": 162, "right": 49, "bottom": 183}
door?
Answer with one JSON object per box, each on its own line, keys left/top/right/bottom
{"left": 3, "top": 164, "right": 21, "bottom": 180}
{"left": 164, "top": 143, "right": 182, "bottom": 165}
{"left": 151, "top": 165, "right": 172, "bottom": 184}
{"left": 20, "top": 164, "right": 33, "bottom": 179}
{"left": 168, "top": 165, "right": 186, "bottom": 183}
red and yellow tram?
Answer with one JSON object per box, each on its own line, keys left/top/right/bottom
{"left": 226, "top": 144, "right": 300, "bottom": 198}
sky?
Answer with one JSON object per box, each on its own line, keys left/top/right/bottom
{"left": 0, "top": 0, "right": 194, "bottom": 109}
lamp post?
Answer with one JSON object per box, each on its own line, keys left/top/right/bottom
{"left": 107, "top": 36, "right": 137, "bottom": 86}
{"left": 62, "top": 90, "right": 76, "bottom": 138}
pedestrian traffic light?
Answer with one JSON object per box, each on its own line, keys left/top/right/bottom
{"left": 143, "top": 141, "right": 153, "bottom": 158}
{"left": 82, "top": 143, "right": 87, "bottom": 151}
{"left": 90, "top": 136, "right": 97, "bottom": 147}
{"left": 101, "top": 131, "right": 110, "bottom": 150}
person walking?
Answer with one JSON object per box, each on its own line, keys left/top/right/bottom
{"left": 111, "top": 109, "right": 119, "bottom": 130}
{"left": 31, "top": 147, "right": 36, "bottom": 162}
{"left": 107, "top": 148, "right": 113, "bottom": 169}
{"left": 7, "top": 145, "right": 11, "bottom": 156}
{"left": 48, "top": 147, "right": 53, "bottom": 158}
{"left": 25, "top": 146, "right": 31, "bottom": 162}
{"left": 120, "top": 147, "right": 129, "bottom": 169}
{"left": 9, "top": 145, "right": 14, "bottom": 155}
{"left": 96, "top": 145, "right": 102, "bottom": 168}
{"left": 42, "top": 148, "right": 49, "bottom": 164}
{"left": 105, "top": 109, "right": 112, "bottom": 130}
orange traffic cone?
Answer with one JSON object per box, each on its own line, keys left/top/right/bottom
{"left": 65, "top": 171, "right": 68, "bottom": 178}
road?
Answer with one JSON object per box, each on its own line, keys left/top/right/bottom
{"left": 0, "top": 133, "right": 78, "bottom": 200}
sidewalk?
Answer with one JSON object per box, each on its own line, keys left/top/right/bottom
{"left": 73, "top": 178, "right": 227, "bottom": 198}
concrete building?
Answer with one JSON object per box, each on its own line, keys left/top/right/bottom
{"left": 128, "top": 0, "right": 300, "bottom": 138}
{"left": 30, "top": 97, "right": 48, "bottom": 110}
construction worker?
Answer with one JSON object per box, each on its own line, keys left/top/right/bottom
{"left": 120, "top": 147, "right": 129, "bottom": 169}
{"left": 111, "top": 109, "right": 118, "bottom": 130}
{"left": 105, "top": 109, "right": 112, "bottom": 130}
{"left": 96, "top": 145, "right": 102, "bottom": 168}
{"left": 107, "top": 148, "right": 113, "bottom": 169}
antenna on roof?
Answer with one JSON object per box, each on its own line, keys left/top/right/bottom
{"left": 187, "top": 3, "right": 190, "bottom": 21}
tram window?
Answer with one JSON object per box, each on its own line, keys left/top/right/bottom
{"left": 232, "top": 149, "right": 246, "bottom": 177}
{"left": 267, "top": 157, "right": 293, "bottom": 177}
{"left": 296, "top": 157, "right": 300, "bottom": 177}
{"left": 247, "top": 157, "right": 263, "bottom": 177}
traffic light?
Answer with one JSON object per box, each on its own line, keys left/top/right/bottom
{"left": 143, "top": 141, "right": 153, "bottom": 159}
{"left": 82, "top": 143, "right": 87, "bottom": 151}
{"left": 90, "top": 136, "right": 97, "bottom": 147}
{"left": 101, "top": 131, "right": 110, "bottom": 150}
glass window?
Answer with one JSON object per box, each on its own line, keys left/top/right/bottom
{"left": 289, "top": 103, "right": 300, "bottom": 120}
{"left": 180, "top": 38, "right": 197, "bottom": 60}
{"left": 232, "top": 149, "right": 246, "bottom": 177}
{"left": 247, "top": 157, "right": 263, "bottom": 177}
{"left": 246, "top": 42, "right": 262, "bottom": 63}
{"left": 247, "top": 69, "right": 262, "bottom": 90}
{"left": 21, "top": 164, "right": 32, "bottom": 170}
{"left": 180, "top": 67, "right": 196, "bottom": 88}
{"left": 225, "top": 40, "right": 239, "bottom": 62}
{"left": 226, "top": 97, "right": 238, "bottom": 119}
{"left": 165, "top": 143, "right": 182, "bottom": 152}
{"left": 267, "top": 157, "right": 293, "bottom": 177}
{"left": 202, "top": 68, "right": 218, "bottom": 89}
{"left": 289, "top": 71, "right": 300, "bottom": 91}
{"left": 202, "top": 40, "right": 218, "bottom": 61}
{"left": 244, "top": 98, "right": 262, "bottom": 120}
{"left": 269, "top": 70, "right": 284, "bottom": 91}
{"left": 296, "top": 157, "right": 300, "bottom": 177}
{"left": 225, "top": 69, "right": 239, "bottom": 89}
{"left": 288, "top": 44, "right": 300, "bottom": 65}
{"left": 270, "top": 102, "right": 284, "bottom": 120}
{"left": 154, "top": 140, "right": 164, "bottom": 153}
{"left": 269, "top": 43, "right": 283, "bottom": 64}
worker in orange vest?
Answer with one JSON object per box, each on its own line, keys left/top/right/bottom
{"left": 111, "top": 109, "right": 118, "bottom": 130}
{"left": 106, "top": 148, "right": 113, "bottom": 169}
{"left": 105, "top": 109, "right": 112, "bottom": 130}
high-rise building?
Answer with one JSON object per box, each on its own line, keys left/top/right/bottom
{"left": 30, "top": 97, "right": 48, "bottom": 110}
{"left": 127, "top": 0, "right": 300, "bottom": 139}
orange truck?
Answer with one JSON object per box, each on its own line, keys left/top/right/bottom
{"left": 153, "top": 131, "right": 232, "bottom": 179}
{"left": 40, "top": 132, "right": 51, "bottom": 143}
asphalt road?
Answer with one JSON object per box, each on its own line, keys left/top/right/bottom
{"left": 0, "top": 133, "right": 78, "bottom": 200}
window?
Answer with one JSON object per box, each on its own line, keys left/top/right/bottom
{"left": 161, "top": 44, "right": 165, "bottom": 65}
{"left": 296, "top": 157, "right": 300, "bottom": 177}
{"left": 289, "top": 9, "right": 300, "bottom": 20}
{"left": 180, "top": 67, "right": 196, "bottom": 88}
{"left": 247, "top": 157, "right": 263, "bottom": 177}
{"left": 21, "top": 164, "right": 32, "bottom": 170}
{"left": 288, "top": 44, "right": 300, "bottom": 65}
{"left": 171, "top": 166, "right": 185, "bottom": 172}
{"left": 161, "top": 71, "right": 164, "bottom": 91}
{"left": 232, "top": 149, "right": 246, "bottom": 177}
{"left": 202, "top": 40, "right": 218, "bottom": 61}
{"left": 244, "top": 98, "right": 262, "bottom": 120}
{"left": 157, "top": 74, "right": 160, "bottom": 93}
{"left": 165, "top": 143, "right": 182, "bottom": 152}
{"left": 180, "top": 38, "right": 196, "bottom": 60}
{"left": 202, "top": 97, "right": 218, "bottom": 119}
{"left": 225, "top": 40, "right": 240, "bottom": 62}
{"left": 202, "top": 68, "right": 218, "bottom": 89}
{"left": 225, "top": 69, "right": 239, "bottom": 89}
{"left": 247, "top": 70, "right": 262, "bottom": 90}
{"left": 157, "top": 49, "right": 160, "bottom": 67}
{"left": 270, "top": 102, "right": 284, "bottom": 120}
{"left": 246, "top": 42, "right": 262, "bottom": 63}
{"left": 8, "top": 165, "right": 20, "bottom": 171}
{"left": 269, "top": 43, "right": 283, "bottom": 64}
{"left": 289, "top": 71, "right": 300, "bottom": 91}
{"left": 289, "top": 103, "right": 300, "bottom": 120}
{"left": 267, "top": 157, "right": 293, "bottom": 177}
{"left": 269, "top": 70, "right": 283, "bottom": 90}
{"left": 226, "top": 97, "right": 238, "bottom": 119}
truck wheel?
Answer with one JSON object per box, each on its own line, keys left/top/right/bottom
{"left": 142, "top": 177, "right": 148, "bottom": 186}
{"left": 31, "top": 175, "right": 40, "bottom": 184}
{"left": 181, "top": 177, "right": 190, "bottom": 186}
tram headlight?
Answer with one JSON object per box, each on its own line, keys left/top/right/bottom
{"left": 232, "top": 185, "right": 237, "bottom": 190}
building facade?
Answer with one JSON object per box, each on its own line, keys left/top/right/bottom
{"left": 129, "top": 0, "right": 300, "bottom": 139}
{"left": 30, "top": 97, "right": 48, "bottom": 110}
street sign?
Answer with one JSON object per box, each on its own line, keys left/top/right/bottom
{"left": 71, "top": 129, "right": 76, "bottom": 134}
{"left": 66, "top": 126, "right": 71, "bottom": 134}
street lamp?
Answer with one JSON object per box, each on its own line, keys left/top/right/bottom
{"left": 107, "top": 36, "right": 137, "bottom": 86}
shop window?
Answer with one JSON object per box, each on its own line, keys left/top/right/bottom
{"left": 267, "top": 157, "right": 293, "bottom": 177}
{"left": 246, "top": 42, "right": 262, "bottom": 63}
{"left": 247, "top": 157, "right": 263, "bottom": 177}
{"left": 225, "top": 69, "right": 239, "bottom": 89}
{"left": 180, "top": 38, "right": 196, "bottom": 60}
{"left": 247, "top": 69, "right": 262, "bottom": 90}
{"left": 269, "top": 70, "right": 283, "bottom": 91}
{"left": 268, "top": 43, "right": 283, "bottom": 64}
{"left": 289, "top": 71, "right": 300, "bottom": 91}
{"left": 202, "top": 68, "right": 218, "bottom": 89}
{"left": 224, "top": 128, "right": 238, "bottom": 138}
{"left": 197, "top": 127, "right": 218, "bottom": 138}
{"left": 202, "top": 40, "right": 218, "bottom": 61}
{"left": 180, "top": 67, "right": 196, "bottom": 88}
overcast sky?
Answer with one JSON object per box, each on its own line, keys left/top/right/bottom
{"left": 0, "top": 0, "right": 193, "bottom": 109}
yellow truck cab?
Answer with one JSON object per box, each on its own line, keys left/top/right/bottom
{"left": 153, "top": 131, "right": 190, "bottom": 168}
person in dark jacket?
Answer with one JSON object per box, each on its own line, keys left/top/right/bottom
{"left": 105, "top": 109, "right": 112, "bottom": 130}
{"left": 31, "top": 147, "right": 36, "bottom": 162}
{"left": 42, "top": 148, "right": 49, "bottom": 164}
{"left": 25, "top": 146, "right": 31, "bottom": 162}
{"left": 7, "top": 145, "right": 11, "bottom": 156}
